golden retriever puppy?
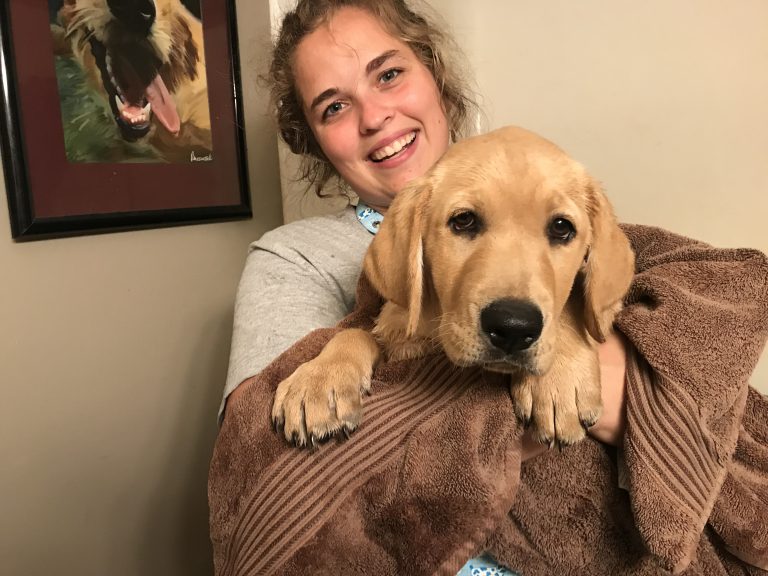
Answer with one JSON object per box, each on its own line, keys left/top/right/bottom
{"left": 272, "top": 126, "right": 635, "bottom": 449}
{"left": 53, "top": 0, "right": 211, "bottom": 161}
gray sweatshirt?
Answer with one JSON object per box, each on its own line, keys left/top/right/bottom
{"left": 219, "top": 208, "right": 372, "bottom": 418}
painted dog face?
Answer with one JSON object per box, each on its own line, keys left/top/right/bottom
{"left": 58, "top": 0, "right": 202, "bottom": 141}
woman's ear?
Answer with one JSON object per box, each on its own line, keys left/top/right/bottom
{"left": 363, "top": 177, "right": 432, "bottom": 336}
{"left": 582, "top": 180, "right": 635, "bottom": 342}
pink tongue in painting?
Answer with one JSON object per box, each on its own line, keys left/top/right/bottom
{"left": 145, "top": 74, "right": 181, "bottom": 135}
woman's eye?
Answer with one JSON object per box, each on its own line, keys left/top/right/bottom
{"left": 322, "top": 101, "right": 345, "bottom": 120}
{"left": 449, "top": 210, "right": 480, "bottom": 235}
{"left": 379, "top": 68, "right": 401, "bottom": 84}
{"left": 547, "top": 217, "right": 576, "bottom": 243}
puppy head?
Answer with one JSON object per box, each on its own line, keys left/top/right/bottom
{"left": 58, "top": 0, "right": 199, "bottom": 140}
{"left": 365, "top": 126, "right": 635, "bottom": 373}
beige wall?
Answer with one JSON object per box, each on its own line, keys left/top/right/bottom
{"left": 0, "top": 1, "right": 282, "bottom": 575}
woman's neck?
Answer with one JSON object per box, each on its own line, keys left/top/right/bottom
{"left": 359, "top": 199, "right": 388, "bottom": 215}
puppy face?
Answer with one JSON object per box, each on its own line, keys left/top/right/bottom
{"left": 57, "top": 0, "right": 201, "bottom": 140}
{"left": 425, "top": 148, "right": 593, "bottom": 373}
{"left": 364, "top": 126, "right": 634, "bottom": 375}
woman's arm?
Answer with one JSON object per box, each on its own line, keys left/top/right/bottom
{"left": 588, "top": 332, "right": 628, "bottom": 447}
{"left": 219, "top": 211, "right": 372, "bottom": 419}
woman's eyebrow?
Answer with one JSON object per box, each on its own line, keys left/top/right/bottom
{"left": 308, "top": 50, "right": 401, "bottom": 112}
{"left": 310, "top": 88, "right": 339, "bottom": 112}
{"left": 365, "top": 49, "right": 399, "bottom": 75}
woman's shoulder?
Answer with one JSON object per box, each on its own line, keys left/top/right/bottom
{"left": 254, "top": 207, "right": 363, "bottom": 243}
{"left": 249, "top": 207, "right": 373, "bottom": 266}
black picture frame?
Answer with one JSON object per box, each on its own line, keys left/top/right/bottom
{"left": 0, "top": 0, "right": 251, "bottom": 240}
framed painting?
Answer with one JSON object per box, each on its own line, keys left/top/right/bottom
{"left": 0, "top": 0, "right": 250, "bottom": 240}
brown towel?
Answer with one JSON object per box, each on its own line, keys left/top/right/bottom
{"left": 209, "top": 224, "right": 768, "bottom": 576}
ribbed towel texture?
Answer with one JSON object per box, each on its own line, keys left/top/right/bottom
{"left": 209, "top": 224, "right": 768, "bottom": 575}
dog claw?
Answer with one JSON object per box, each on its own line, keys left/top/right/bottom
{"left": 580, "top": 417, "right": 597, "bottom": 429}
{"left": 513, "top": 407, "right": 530, "bottom": 428}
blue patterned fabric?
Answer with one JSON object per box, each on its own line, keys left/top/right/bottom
{"left": 355, "top": 201, "right": 384, "bottom": 234}
{"left": 457, "top": 554, "right": 518, "bottom": 575}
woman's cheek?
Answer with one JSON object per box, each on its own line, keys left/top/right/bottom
{"left": 317, "top": 123, "right": 354, "bottom": 165}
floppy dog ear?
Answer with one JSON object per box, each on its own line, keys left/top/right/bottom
{"left": 363, "top": 178, "right": 432, "bottom": 337}
{"left": 582, "top": 181, "right": 635, "bottom": 342}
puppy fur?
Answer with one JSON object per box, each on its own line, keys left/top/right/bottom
{"left": 272, "top": 126, "right": 635, "bottom": 448}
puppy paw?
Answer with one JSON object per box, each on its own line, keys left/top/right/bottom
{"left": 272, "top": 357, "right": 373, "bottom": 448}
{"left": 511, "top": 371, "right": 602, "bottom": 449}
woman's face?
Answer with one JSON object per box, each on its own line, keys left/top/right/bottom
{"left": 293, "top": 7, "right": 451, "bottom": 212}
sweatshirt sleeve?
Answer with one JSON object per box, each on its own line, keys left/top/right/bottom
{"left": 218, "top": 210, "right": 372, "bottom": 420}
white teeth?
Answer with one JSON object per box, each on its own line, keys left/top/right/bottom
{"left": 115, "top": 96, "right": 150, "bottom": 126}
{"left": 105, "top": 53, "right": 124, "bottom": 98}
{"left": 371, "top": 131, "right": 416, "bottom": 161}
{"left": 106, "top": 51, "right": 150, "bottom": 127}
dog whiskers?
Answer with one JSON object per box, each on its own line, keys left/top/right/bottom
{"left": 434, "top": 313, "right": 486, "bottom": 366}
{"left": 431, "top": 312, "right": 456, "bottom": 342}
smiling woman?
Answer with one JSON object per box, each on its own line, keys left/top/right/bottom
{"left": 267, "top": 0, "right": 478, "bottom": 201}
{"left": 290, "top": 7, "right": 451, "bottom": 211}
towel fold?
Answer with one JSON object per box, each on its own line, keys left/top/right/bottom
{"left": 209, "top": 224, "right": 768, "bottom": 575}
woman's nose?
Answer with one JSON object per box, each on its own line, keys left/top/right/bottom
{"left": 358, "top": 95, "right": 393, "bottom": 133}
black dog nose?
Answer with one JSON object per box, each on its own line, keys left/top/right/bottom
{"left": 108, "top": 0, "right": 156, "bottom": 34}
{"left": 480, "top": 299, "right": 543, "bottom": 354}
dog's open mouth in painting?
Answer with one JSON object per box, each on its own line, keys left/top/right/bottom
{"left": 89, "top": 32, "right": 180, "bottom": 140}
{"left": 59, "top": 0, "right": 201, "bottom": 142}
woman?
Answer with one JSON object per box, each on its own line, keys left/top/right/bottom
{"left": 221, "top": 0, "right": 625, "bottom": 446}
{"left": 213, "top": 1, "right": 766, "bottom": 574}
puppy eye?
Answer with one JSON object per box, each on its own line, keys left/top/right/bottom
{"left": 449, "top": 210, "right": 480, "bottom": 235}
{"left": 547, "top": 217, "right": 576, "bottom": 243}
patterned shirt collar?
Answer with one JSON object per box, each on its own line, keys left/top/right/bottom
{"left": 355, "top": 201, "right": 384, "bottom": 235}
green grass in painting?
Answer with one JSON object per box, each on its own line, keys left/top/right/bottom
{"left": 54, "top": 56, "right": 164, "bottom": 163}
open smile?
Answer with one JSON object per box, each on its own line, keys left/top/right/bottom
{"left": 369, "top": 131, "right": 417, "bottom": 163}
